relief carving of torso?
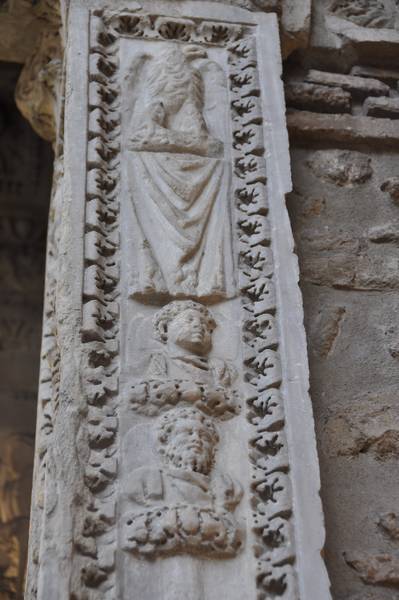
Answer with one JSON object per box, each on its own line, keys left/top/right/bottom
{"left": 121, "top": 406, "right": 243, "bottom": 559}
{"left": 121, "top": 301, "right": 243, "bottom": 559}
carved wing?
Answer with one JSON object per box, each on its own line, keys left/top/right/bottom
{"left": 198, "top": 59, "right": 229, "bottom": 144}
{"left": 123, "top": 53, "right": 152, "bottom": 135}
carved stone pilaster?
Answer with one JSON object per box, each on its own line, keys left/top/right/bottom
{"left": 25, "top": 1, "right": 329, "bottom": 599}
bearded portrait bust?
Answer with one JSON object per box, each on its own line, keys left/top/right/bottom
{"left": 121, "top": 407, "right": 243, "bottom": 558}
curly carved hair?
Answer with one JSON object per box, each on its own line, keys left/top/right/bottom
{"left": 157, "top": 406, "right": 219, "bottom": 448}
{"left": 152, "top": 300, "right": 216, "bottom": 344}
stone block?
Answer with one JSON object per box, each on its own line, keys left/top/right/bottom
{"left": 351, "top": 65, "right": 399, "bottom": 86}
{"left": 306, "top": 149, "right": 372, "bottom": 186}
{"left": 287, "top": 110, "right": 399, "bottom": 149}
{"left": 311, "top": 306, "right": 346, "bottom": 358}
{"left": 363, "top": 96, "right": 399, "bottom": 119}
{"left": 381, "top": 177, "right": 399, "bottom": 203}
{"left": 0, "top": 0, "right": 43, "bottom": 63}
{"left": 310, "top": 2, "right": 399, "bottom": 69}
{"left": 368, "top": 224, "right": 399, "bottom": 244}
{"left": 328, "top": 0, "right": 397, "bottom": 30}
{"left": 323, "top": 401, "right": 399, "bottom": 460}
{"left": 285, "top": 82, "right": 351, "bottom": 113}
{"left": 305, "top": 69, "right": 390, "bottom": 98}
{"left": 280, "top": 0, "right": 312, "bottom": 58}
{"left": 345, "top": 552, "right": 399, "bottom": 587}
{"left": 378, "top": 513, "right": 399, "bottom": 541}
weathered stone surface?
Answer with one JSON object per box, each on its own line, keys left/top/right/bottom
{"left": 306, "top": 149, "right": 372, "bottom": 186}
{"left": 305, "top": 69, "right": 390, "bottom": 98}
{"left": 298, "top": 246, "right": 399, "bottom": 291}
{"left": 125, "top": 43, "right": 235, "bottom": 302}
{"left": 379, "top": 513, "right": 399, "bottom": 541}
{"left": 326, "top": 16, "right": 399, "bottom": 52}
{"left": 368, "top": 223, "right": 399, "bottom": 244}
{"left": 328, "top": 0, "right": 397, "bottom": 29}
{"left": 280, "top": 0, "right": 312, "bottom": 57}
{"left": 0, "top": 0, "right": 310, "bottom": 65}
{"left": 310, "top": 306, "right": 346, "bottom": 358}
{"left": 5, "top": 0, "right": 399, "bottom": 599}
{"left": 381, "top": 177, "right": 399, "bottom": 203}
{"left": 287, "top": 110, "right": 399, "bottom": 149}
{"left": 364, "top": 96, "right": 399, "bottom": 119}
{"left": 345, "top": 552, "right": 399, "bottom": 586}
{"left": 0, "top": 1, "right": 42, "bottom": 64}
{"left": 285, "top": 82, "right": 351, "bottom": 113}
{"left": 310, "top": 1, "right": 399, "bottom": 69}
{"left": 0, "top": 0, "right": 62, "bottom": 65}
{"left": 348, "top": 594, "right": 396, "bottom": 600}
{"left": 323, "top": 402, "right": 399, "bottom": 459}
{"left": 351, "top": 65, "right": 399, "bottom": 86}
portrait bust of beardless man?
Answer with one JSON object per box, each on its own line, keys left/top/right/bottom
{"left": 148, "top": 300, "right": 237, "bottom": 388}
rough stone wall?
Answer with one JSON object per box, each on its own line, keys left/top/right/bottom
{"left": 288, "top": 145, "right": 399, "bottom": 599}
{"left": 0, "top": 61, "right": 52, "bottom": 599}
{"left": 284, "top": 0, "right": 399, "bottom": 588}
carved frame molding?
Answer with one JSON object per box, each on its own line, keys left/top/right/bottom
{"left": 75, "top": 7, "right": 320, "bottom": 599}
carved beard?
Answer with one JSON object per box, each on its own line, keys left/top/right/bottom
{"left": 164, "top": 443, "right": 213, "bottom": 475}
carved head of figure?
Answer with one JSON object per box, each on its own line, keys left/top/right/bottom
{"left": 153, "top": 300, "right": 216, "bottom": 356}
{"left": 157, "top": 407, "right": 219, "bottom": 475}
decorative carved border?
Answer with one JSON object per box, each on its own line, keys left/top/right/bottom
{"left": 78, "top": 11, "right": 122, "bottom": 596}
{"left": 229, "top": 37, "right": 296, "bottom": 599}
{"left": 79, "top": 8, "right": 296, "bottom": 598}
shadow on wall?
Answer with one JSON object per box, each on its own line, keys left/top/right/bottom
{"left": 0, "top": 61, "right": 53, "bottom": 599}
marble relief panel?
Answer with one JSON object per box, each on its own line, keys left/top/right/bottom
{"left": 79, "top": 7, "right": 330, "bottom": 599}
{"left": 120, "top": 38, "right": 236, "bottom": 303}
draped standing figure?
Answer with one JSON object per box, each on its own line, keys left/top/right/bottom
{"left": 124, "top": 43, "right": 236, "bottom": 303}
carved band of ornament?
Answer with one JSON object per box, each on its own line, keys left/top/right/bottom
{"left": 228, "top": 37, "right": 296, "bottom": 598}
{"left": 101, "top": 10, "right": 248, "bottom": 46}
{"left": 121, "top": 506, "right": 243, "bottom": 558}
{"left": 126, "top": 378, "right": 240, "bottom": 419}
{"left": 78, "top": 12, "right": 122, "bottom": 595}
{"left": 78, "top": 8, "right": 297, "bottom": 598}
{"left": 26, "top": 158, "right": 66, "bottom": 598}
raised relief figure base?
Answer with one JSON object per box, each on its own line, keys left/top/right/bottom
{"left": 25, "top": 2, "right": 332, "bottom": 600}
